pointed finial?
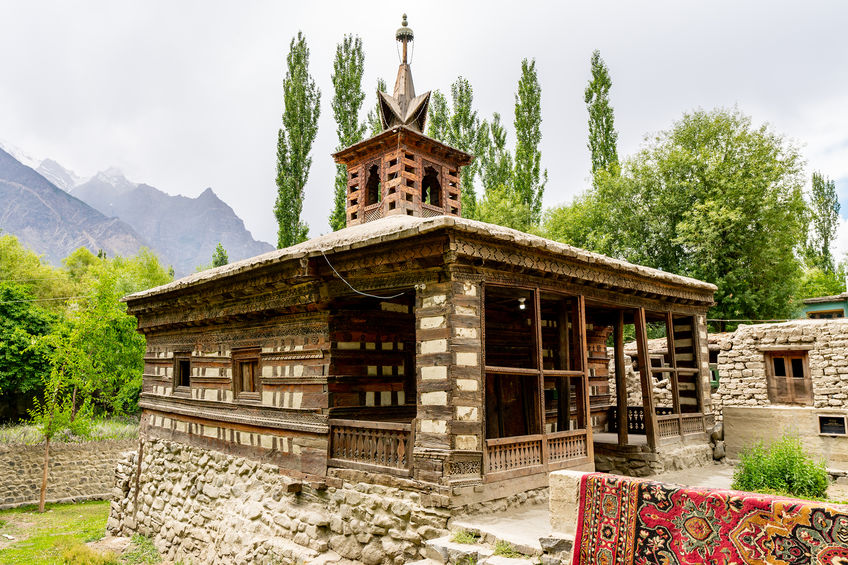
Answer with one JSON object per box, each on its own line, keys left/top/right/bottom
{"left": 402, "top": 13, "right": 407, "bottom": 26}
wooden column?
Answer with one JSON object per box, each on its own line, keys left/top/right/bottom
{"left": 614, "top": 311, "right": 628, "bottom": 447}
{"left": 577, "top": 296, "right": 594, "bottom": 462}
{"left": 634, "top": 307, "right": 658, "bottom": 450}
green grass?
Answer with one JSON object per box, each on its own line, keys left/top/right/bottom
{"left": 492, "top": 540, "right": 524, "bottom": 558}
{"left": 0, "top": 500, "right": 111, "bottom": 564}
{"left": 121, "top": 535, "right": 159, "bottom": 564}
{"left": 450, "top": 529, "right": 479, "bottom": 544}
{"left": 0, "top": 416, "right": 139, "bottom": 445}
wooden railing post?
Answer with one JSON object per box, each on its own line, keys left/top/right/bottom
{"left": 614, "top": 311, "right": 628, "bottom": 447}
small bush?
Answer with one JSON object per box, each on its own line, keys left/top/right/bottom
{"left": 61, "top": 543, "right": 118, "bottom": 565}
{"left": 493, "top": 540, "right": 523, "bottom": 558}
{"left": 450, "top": 529, "right": 479, "bottom": 544}
{"left": 731, "top": 434, "right": 829, "bottom": 499}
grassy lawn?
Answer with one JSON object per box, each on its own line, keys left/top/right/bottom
{"left": 0, "top": 500, "right": 158, "bottom": 564}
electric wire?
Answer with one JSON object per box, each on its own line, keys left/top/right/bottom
{"left": 320, "top": 250, "right": 405, "bottom": 300}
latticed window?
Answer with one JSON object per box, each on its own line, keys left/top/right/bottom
{"left": 766, "top": 352, "right": 812, "bottom": 405}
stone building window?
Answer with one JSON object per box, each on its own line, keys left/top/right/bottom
{"left": 232, "top": 349, "right": 261, "bottom": 401}
{"left": 173, "top": 353, "right": 191, "bottom": 391}
{"left": 765, "top": 351, "right": 812, "bottom": 405}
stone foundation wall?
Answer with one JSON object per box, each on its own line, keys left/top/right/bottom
{"left": 108, "top": 439, "right": 454, "bottom": 564}
{"left": 713, "top": 319, "right": 848, "bottom": 420}
{"left": 0, "top": 439, "right": 135, "bottom": 509}
{"left": 594, "top": 440, "right": 713, "bottom": 477}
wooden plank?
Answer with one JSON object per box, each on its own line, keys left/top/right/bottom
{"left": 665, "top": 312, "right": 681, "bottom": 428}
{"left": 614, "top": 311, "right": 628, "bottom": 447}
{"left": 635, "top": 307, "right": 658, "bottom": 450}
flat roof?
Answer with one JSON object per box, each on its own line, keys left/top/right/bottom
{"left": 803, "top": 292, "right": 848, "bottom": 305}
{"left": 124, "top": 215, "right": 717, "bottom": 302}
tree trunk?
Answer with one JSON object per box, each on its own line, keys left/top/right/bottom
{"left": 39, "top": 435, "right": 50, "bottom": 513}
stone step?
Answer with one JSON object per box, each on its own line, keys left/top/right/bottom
{"left": 448, "top": 520, "right": 542, "bottom": 557}
{"left": 424, "top": 535, "right": 494, "bottom": 564}
{"left": 480, "top": 556, "right": 539, "bottom": 565}
{"left": 405, "top": 560, "right": 443, "bottom": 565}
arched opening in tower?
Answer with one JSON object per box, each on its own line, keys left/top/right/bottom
{"left": 365, "top": 164, "right": 381, "bottom": 206}
{"left": 422, "top": 166, "right": 441, "bottom": 207}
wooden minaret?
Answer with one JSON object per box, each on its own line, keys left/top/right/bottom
{"left": 333, "top": 15, "right": 473, "bottom": 227}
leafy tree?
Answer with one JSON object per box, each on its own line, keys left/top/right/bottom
{"left": 365, "top": 78, "right": 387, "bottom": 137}
{"left": 798, "top": 262, "right": 847, "bottom": 301}
{"left": 805, "top": 172, "right": 840, "bottom": 273}
{"left": 212, "top": 243, "right": 229, "bottom": 267}
{"left": 476, "top": 184, "right": 533, "bottom": 233}
{"left": 585, "top": 49, "right": 619, "bottom": 175}
{"left": 0, "top": 283, "right": 55, "bottom": 403}
{"left": 330, "top": 35, "right": 367, "bottom": 232}
{"left": 426, "top": 79, "right": 488, "bottom": 218}
{"left": 481, "top": 112, "right": 513, "bottom": 195}
{"left": 274, "top": 31, "right": 321, "bottom": 248}
{"left": 548, "top": 108, "right": 806, "bottom": 324}
{"left": 31, "top": 320, "right": 94, "bottom": 512}
{"left": 513, "top": 58, "right": 547, "bottom": 224}
{"left": 0, "top": 234, "right": 74, "bottom": 310}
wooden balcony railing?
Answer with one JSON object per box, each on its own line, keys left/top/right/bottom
{"left": 484, "top": 429, "right": 589, "bottom": 479}
{"left": 546, "top": 430, "right": 588, "bottom": 463}
{"left": 657, "top": 414, "right": 680, "bottom": 438}
{"left": 328, "top": 419, "right": 413, "bottom": 477}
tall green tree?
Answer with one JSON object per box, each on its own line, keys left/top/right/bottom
{"left": 805, "top": 172, "right": 840, "bottom": 273}
{"left": 481, "top": 112, "right": 513, "bottom": 195}
{"left": 329, "top": 35, "right": 367, "bottom": 232}
{"left": 546, "top": 108, "right": 807, "bottom": 324}
{"left": 513, "top": 58, "right": 547, "bottom": 224}
{"left": 274, "top": 31, "right": 321, "bottom": 248}
{"left": 426, "top": 78, "right": 488, "bottom": 218}
{"left": 585, "top": 49, "right": 619, "bottom": 175}
{"left": 366, "top": 78, "right": 387, "bottom": 137}
{"left": 212, "top": 243, "right": 229, "bottom": 267}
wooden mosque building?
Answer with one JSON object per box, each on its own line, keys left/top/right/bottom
{"left": 125, "top": 17, "right": 717, "bottom": 506}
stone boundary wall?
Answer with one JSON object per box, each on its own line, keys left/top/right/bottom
{"left": 108, "top": 439, "right": 453, "bottom": 564}
{"left": 713, "top": 319, "right": 848, "bottom": 420}
{"left": 0, "top": 439, "right": 136, "bottom": 509}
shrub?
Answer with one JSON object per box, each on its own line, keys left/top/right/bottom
{"left": 731, "top": 433, "right": 829, "bottom": 499}
{"left": 61, "top": 543, "right": 118, "bottom": 565}
{"left": 450, "top": 529, "right": 479, "bottom": 544}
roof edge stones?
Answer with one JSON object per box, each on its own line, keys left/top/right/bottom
{"left": 123, "top": 215, "right": 717, "bottom": 303}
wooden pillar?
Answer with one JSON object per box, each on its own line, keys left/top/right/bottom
{"left": 577, "top": 296, "right": 594, "bottom": 462}
{"left": 634, "top": 307, "right": 658, "bottom": 450}
{"left": 614, "top": 311, "right": 628, "bottom": 447}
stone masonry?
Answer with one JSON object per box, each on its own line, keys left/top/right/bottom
{"left": 713, "top": 319, "right": 848, "bottom": 419}
{"left": 108, "top": 439, "right": 454, "bottom": 564}
{"left": 0, "top": 438, "right": 135, "bottom": 509}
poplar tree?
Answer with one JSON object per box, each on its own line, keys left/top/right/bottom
{"left": 513, "top": 58, "right": 547, "bottom": 224}
{"left": 426, "top": 78, "right": 488, "bottom": 219}
{"left": 366, "top": 78, "right": 388, "bottom": 137}
{"left": 329, "top": 35, "right": 367, "bottom": 232}
{"left": 806, "top": 172, "right": 840, "bottom": 273}
{"left": 481, "top": 112, "right": 513, "bottom": 195}
{"left": 585, "top": 50, "right": 619, "bottom": 175}
{"left": 212, "top": 243, "right": 228, "bottom": 267}
{"left": 275, "top": 31, "right": 320, "bottom": 248}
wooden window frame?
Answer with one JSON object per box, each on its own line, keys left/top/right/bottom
{"left": 807, "top": 309, "right": 844, "bottom": 319}
{"left": 173, "top": 352, "right": 192, "bottom": 395}
{"left": 765, "top": 351, "right": 812, "bottom": 406}
{"left": 232, "top": 348, "right": 261, "bottom": 402}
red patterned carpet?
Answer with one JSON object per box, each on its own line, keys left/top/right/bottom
{"left": 572, "top": 472, "right": 848, "bottom": 565}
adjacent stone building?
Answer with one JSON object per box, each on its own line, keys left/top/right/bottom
{"left": 713, "top": 318, "right": 848, "bottom": 471}
{"left": 107, "top": 17, "right": 718, "bottom": 563}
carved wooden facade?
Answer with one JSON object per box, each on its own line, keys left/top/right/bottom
{"left": 126, "top": 216, "right": 716, "bottom": 505}
{"left": 334, "top": 126, "right": 471, "bottom": 226}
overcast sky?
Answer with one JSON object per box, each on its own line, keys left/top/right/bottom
{"left": 2, "top": 0, "right": 848, "bottom": 255}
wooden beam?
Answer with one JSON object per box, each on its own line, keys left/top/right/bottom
{"left": 614, "top": 310, "right": 628, "bottom": 447}
{"left": 665, "top": 312, "right": 681, "bottom": 428}
{"left": 634, "top": 307, "right": 658, "bottom": 450}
